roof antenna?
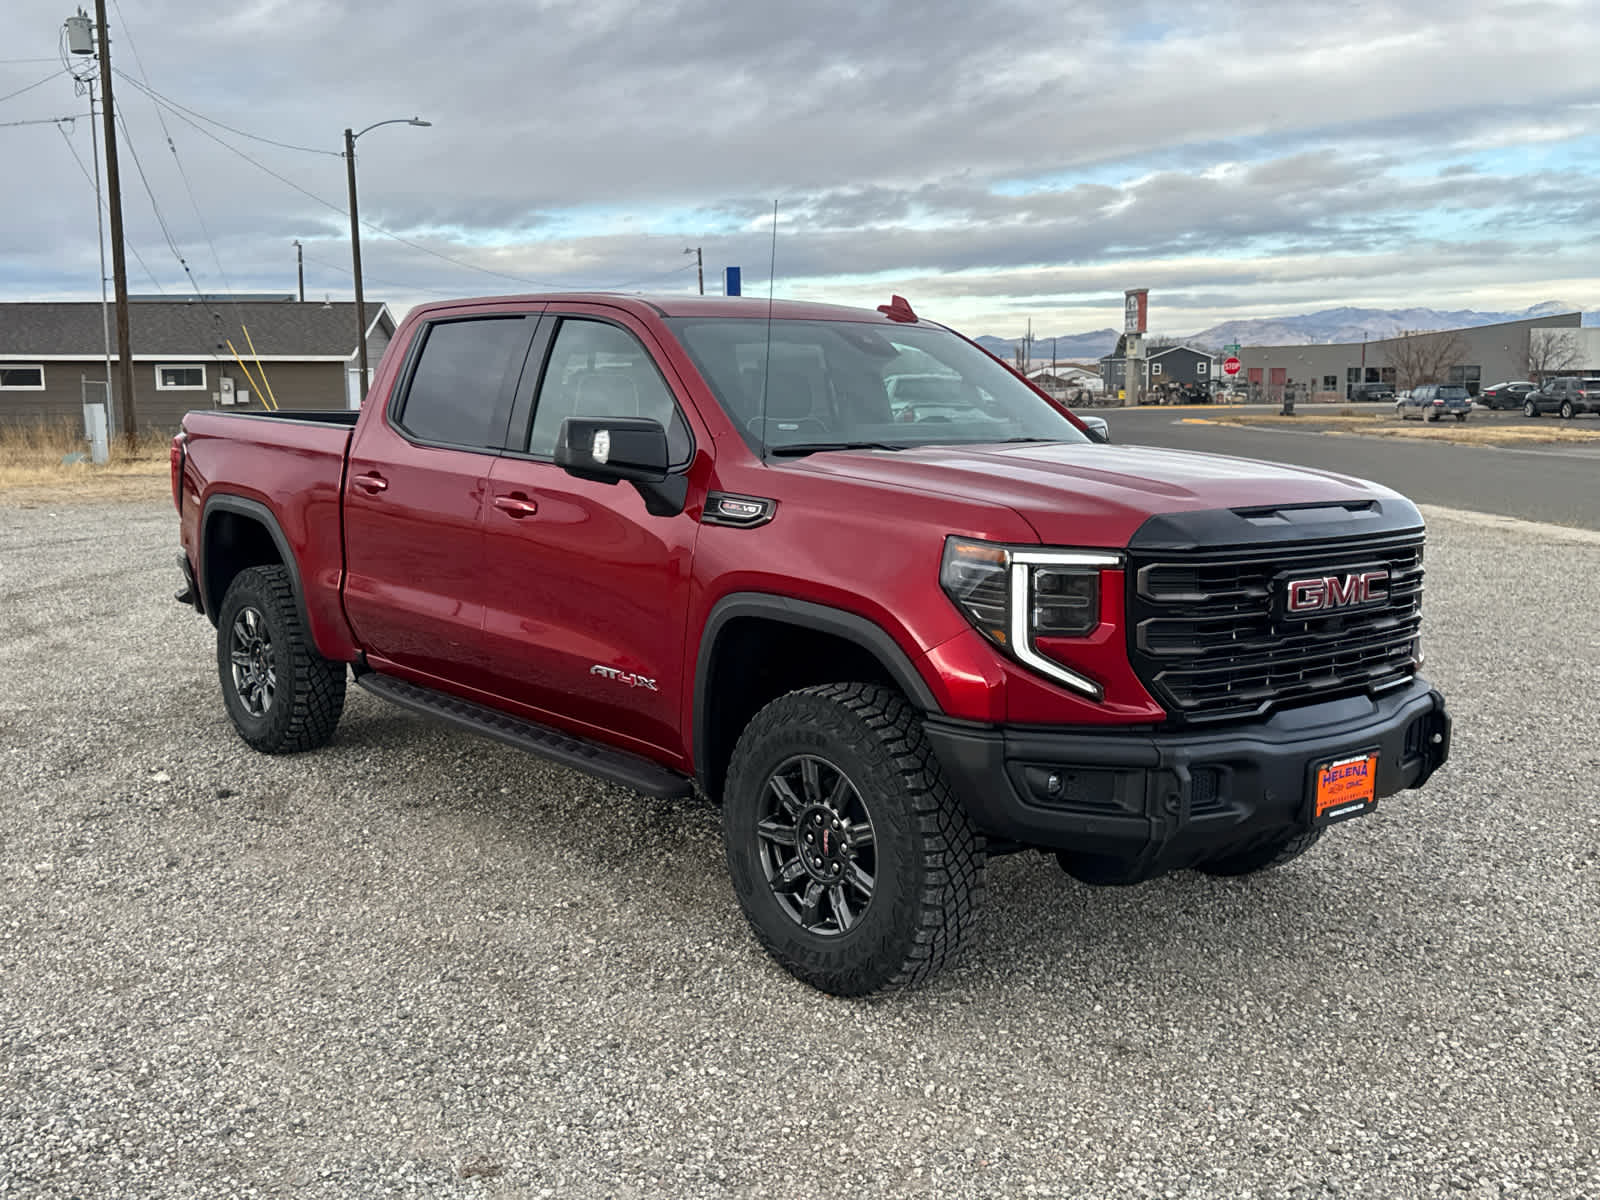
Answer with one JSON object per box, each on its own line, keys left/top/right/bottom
{"left": 758, "top": 198, "right": 778, "bottom": 461}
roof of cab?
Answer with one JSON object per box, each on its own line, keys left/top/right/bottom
{"left": 406, "top": 293, "right": 921, "bottom": 325}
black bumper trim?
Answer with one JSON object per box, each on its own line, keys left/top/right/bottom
{"left": 923, "top": 678, "right": 1450, "bottom": 873}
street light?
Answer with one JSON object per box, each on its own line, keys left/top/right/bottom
{"left": 344, "top": 116, "right": 429, "bottom": 401}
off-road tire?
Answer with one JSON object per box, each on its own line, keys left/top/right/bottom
{"left": 722, "top": 683, "right": 985, "bottom": 996}
{"left": 216, "top": 565, "right": 346, "bottom": 754}
{"left": 1196, "top": 827, "right": 1323, "bottom": 877}
{"left": 1560, "top": 400, "right": 1575, "bottom": 420}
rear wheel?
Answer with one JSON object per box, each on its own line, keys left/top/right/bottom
{"left": 1196, "top": 827, "right": 1323, "bottom": 877}
{"left": 722, "top": 683, "right": 985, "bottom": 996}
{"left": 216, "top": 565, "right": 346, "bottom": 754}
{"left": 1455, "top": 412, "right": 1467, "bottom": 422}
{"left": 1560, "top": 400, "right": 1576, "bottom": 419}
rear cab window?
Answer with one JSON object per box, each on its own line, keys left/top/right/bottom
{"left": 393, "top": 316, "right": 533, "bottom": 450}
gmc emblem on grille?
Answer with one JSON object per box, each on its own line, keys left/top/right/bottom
{"left": 1279, "top": 567, "right": 1390, "bottom": 617}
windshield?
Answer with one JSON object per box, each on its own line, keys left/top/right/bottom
{"left": 666, "top": 318, "right": 1090, "bottom": 453}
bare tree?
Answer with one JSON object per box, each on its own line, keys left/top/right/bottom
{"left": 1526, "top": 328, "right": 1579, "bottom": 383}
{"left": 1385, "top": 329, "right": 1468, "bottom": 390}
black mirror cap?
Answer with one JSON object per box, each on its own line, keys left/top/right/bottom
{"left": 1081, "top": 416, "right": 1110, "bottom": 444}
{"left": 555, "top": 417, "right": 670, "bottom": 483}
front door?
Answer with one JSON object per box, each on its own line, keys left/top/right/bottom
{"left": 477, "top": 309, "right": 706, "bottom": 760}
{"left": 342, "top": 311, "right": 537, "bottom": 689}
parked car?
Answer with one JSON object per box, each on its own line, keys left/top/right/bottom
{"left": 1396, "top": 383, "right": 1471, "bottom": 422}
{"left": 1478, "top": 380, "right": 1538, "bottom": 410}
{"left": 169, "top": 292, "right": 1450, "bottom": 996}
{"left": 1350, "top": 382, "right": 1395, "bottom": 403}
{"left": 1523, "top": 376, "right": 1600, "bottom": 418}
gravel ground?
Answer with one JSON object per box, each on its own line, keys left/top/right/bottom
{"left": 1, "top": 498, "right": 1596, "bottom": 1199}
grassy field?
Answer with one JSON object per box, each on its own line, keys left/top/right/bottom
{"left": 0, "top": 421, "right": 169, "bottom": 504}
{"left": 1185, "top": 411, "right": 1600, "bottom": 447}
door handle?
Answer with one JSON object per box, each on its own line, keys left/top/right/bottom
{"left": 352, "top": 472, "right": 388, "bottom": 494}
{"left": 493, "top": 494, "right": 539, "bottom": 519}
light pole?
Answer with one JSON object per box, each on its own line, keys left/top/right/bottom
{"left": 684, "top": 246, "right": 703, "bottom": 295}
{"left": 345, "top": 116, "right": 429, "bottom": 401}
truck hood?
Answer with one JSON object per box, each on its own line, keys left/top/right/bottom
{"left": 786, "top": 442, "right": 1407, "bottom": 547}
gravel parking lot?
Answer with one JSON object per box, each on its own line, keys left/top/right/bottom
{"left": 2, "top": 497, "right": 1597, "bottom": 1199}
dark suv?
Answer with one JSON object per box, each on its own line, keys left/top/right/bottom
{"left": 1350, "top": 382, "right": 1395, "bottom": 403}
{"left": 1525, "top": 377, "right": 1600, "bottom": 419}
{"left": 1397, "top": 383, "right": 1471, "bottom": 422}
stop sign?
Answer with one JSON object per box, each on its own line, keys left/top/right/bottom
{"left": 1223, "top": 356, "right": 1241, "bottom": 376}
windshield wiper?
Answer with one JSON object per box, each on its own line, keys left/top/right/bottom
{"left": 767, "top": 441, "right": 907, "bottom": 458}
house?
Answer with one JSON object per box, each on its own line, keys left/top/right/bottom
{"left": 1026, "top": 364, "right": 1103, "bottom": 397}
{"left": 0, "top": 297, "right": 395, "bottom": 432}
{"left": 1098, "top": 344, "right": 1217, "bottom": 398}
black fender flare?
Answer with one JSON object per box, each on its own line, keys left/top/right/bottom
{"left": 692, "top": 592, "right": 943, "bottom": 785}
{"left": 198, "top": 495, "right": 311, "bottom": 631}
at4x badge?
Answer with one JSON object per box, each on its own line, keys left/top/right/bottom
{"left": 590, "top": 664, "right": 659, "bottom": 691}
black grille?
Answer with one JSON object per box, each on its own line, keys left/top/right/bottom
{"left": 1128, "top": 533, "right": 1424, "bottom": 722}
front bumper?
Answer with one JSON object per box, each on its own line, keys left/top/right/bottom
{"left": 923, "top": 678, "right": 1450, "bottom": 878}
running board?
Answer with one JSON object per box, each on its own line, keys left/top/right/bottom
{"left": 355, "top": 673, "right": 693, "bottom": 798}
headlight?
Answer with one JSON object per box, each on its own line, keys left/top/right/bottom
{"left": 940, "top": 537, "right": 1121, "bottom": 697}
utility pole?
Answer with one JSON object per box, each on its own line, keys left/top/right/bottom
{"left": 344, "top": 127, "right": 370, "bottom": 400}
{"left": 685, "top": 246, "right": 703, "bottom": 295}
{"left": 294, "top": 239, "right": 304, "bottom": 302}
{"left": 87, "top": 1, "right": 136, "bottom": 442}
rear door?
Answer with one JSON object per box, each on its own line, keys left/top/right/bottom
{"left": 342, "top": 309, "right": 539, "bottom": 688}
{"left": 476, "top": 307, "right": 707, "bottom": 759}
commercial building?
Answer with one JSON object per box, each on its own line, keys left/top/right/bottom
{"left": 1234, "top": 312, "right": 1582, "bottom": 402}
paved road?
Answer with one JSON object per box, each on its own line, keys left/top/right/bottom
{"left": 1098, "top": 405, "right": 1600, "bottom": 530}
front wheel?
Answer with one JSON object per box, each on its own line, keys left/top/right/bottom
{"left": 722, "top": 683, "right": 985, "bottom": 996}
{"left": 1525, "top": 400, "right": 1539, "bottom": 418}
{"left": 216, "top": 565, "right": 346, "bottom": 753}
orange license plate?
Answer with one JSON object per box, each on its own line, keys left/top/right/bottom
{"left": 1314, "top": 752, "right": 1379, "bottom": 824}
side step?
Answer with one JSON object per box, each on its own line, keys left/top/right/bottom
{"left": 356, "top": 672, "right": 693, "bottom": 799}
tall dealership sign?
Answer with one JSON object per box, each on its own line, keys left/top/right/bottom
{"left": 1124, "top": 288, "right": 1149, "bottom": 334}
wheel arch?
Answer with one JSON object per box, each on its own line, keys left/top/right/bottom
{"left": 200, "top": 495, "right": 309, "bottom": 632}
{"left": 692, "top": 593, "right": 942, "bottom": 802}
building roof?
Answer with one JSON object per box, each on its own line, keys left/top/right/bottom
{"left": 0, "top": 300, "right": 391, "bottom": 358}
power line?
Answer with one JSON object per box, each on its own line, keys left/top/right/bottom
{"left": 116, "top": 82, "right": 669, "bottom": 292}
{"left": 0, "top": 57, "right": 65, "bottom": 65}
{"left": 113, "top": 107, "right": 213, "bottom": 308}
{"left": 108, "top": 7, "right": 247, "bottom": 330}
{"left": 112, "top": 69, "right": 340, "bottom": 157}
{"left": 55, "top": 119, "right": 164, "bottom": 291}
{"left": 0, "top": 67, "right": 67, "bottom": 105}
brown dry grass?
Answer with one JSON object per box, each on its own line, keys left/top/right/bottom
{"left": 0, "top": 420, "right": 169, "bottom": 505}
{"left": 1186, "top": 412, "right": 1600, "bottom": 448}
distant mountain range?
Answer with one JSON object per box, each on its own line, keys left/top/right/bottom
{"left": 977, "top": 301, "right": 1594, "bottom": 363}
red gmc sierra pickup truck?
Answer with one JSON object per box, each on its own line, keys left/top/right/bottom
{"left": 171, "top": 292, "right": 1451, "bottom": 995}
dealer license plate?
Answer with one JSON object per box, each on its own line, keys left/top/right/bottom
{"left": 1313, "top": 752, "right": 1379, "bottom": 824}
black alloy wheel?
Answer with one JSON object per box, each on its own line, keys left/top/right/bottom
{"left": 216, "top": 565, "right": 346, "bottom": 754}
{"left": 722, "top": 683, "right": 985, "bottom": 996}
{"left": 755, "top": 754, "right": 877, "bottom": 936}
{"left": 228, "top": 606, "right": 276, "bottom": 717}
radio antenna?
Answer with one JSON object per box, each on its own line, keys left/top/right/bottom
{"left": 758, "top": 198, "right": 778, "bottom": 461}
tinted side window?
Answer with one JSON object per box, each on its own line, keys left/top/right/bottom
{"left": 527, "top": 319, "right": 691, "bottom": 462}
{"left": 396, "top": 317, "right": 529, "bottom": 448}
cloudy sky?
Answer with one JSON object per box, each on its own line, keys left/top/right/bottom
{"left": 3, "top": 0, "right": 1599, "bottom": 337}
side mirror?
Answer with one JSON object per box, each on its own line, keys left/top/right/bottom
{"left": 1080, "top": 415, "right": 1110, "bottom": 444}
{"left": 555, "top": 417, "right": 670, "bottom": 484}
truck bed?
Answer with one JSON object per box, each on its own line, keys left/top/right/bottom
{"left": 177, "top": 408, "right": 358, "bottom": 658}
